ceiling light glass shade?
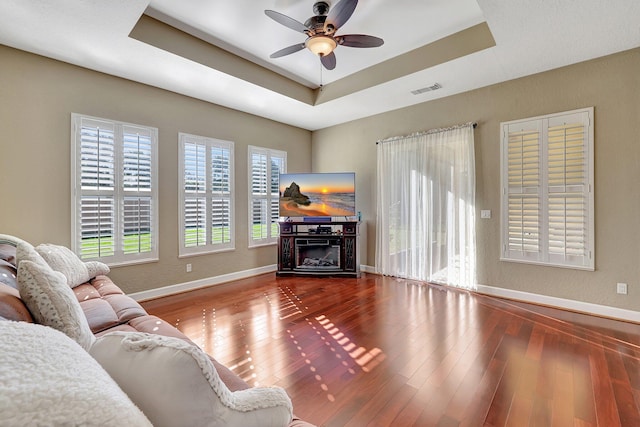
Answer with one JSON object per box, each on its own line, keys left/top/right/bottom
{"left": 305, "top": 36, "right": 337, "bottom": 56}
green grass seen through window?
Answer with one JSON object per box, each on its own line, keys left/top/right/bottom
{"left": 81, "top": 233, "right": 151, "bottom": 258}
{"left": 184, "top": 227, "right": 231, "bottom": 246}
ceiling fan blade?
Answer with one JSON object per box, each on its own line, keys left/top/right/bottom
{"left": 265, "top": 10, "right": 308, "bottom": 33}
{"left": 270, "top": 43, "right": 306, "bottom": 58}
{"left": 324, "top": 0, "right": 358, "bottom": 32}
{"left": 320, "top": 52, "right": 336, "bottom": 70}
{"left": 337, "top": 34, "right": 384, "bottom": 48}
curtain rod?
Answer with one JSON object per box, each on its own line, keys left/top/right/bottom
{"left": 376, "top": 121, "right": 477, "bottom": 145}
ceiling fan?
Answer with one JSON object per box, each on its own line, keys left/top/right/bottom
{"left": 265, "top": 0, "right": 384, "bottom": 70}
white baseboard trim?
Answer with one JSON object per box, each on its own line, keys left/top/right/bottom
{"left": 361, "top": 265, "right": 376, "bottom": 274}
{"left": 357, "top": 268, "right": 639, "bottom": 322}
{"left": 129, "top": 264, "right": 277, "bottom": 302}
{"left": 475, "top": 283, "right": 640, "bottom": 323}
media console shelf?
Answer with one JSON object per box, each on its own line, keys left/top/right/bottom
{"left": 277, "top": 220, "right": 360, "bottom": 277}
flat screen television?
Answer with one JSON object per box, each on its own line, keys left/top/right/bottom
{"left": 279, "top": 172, "right": 356, "bottom": 218}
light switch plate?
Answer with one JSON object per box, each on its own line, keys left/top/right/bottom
{"left": 481, "top": 210, "right": 491, "bottom": 219}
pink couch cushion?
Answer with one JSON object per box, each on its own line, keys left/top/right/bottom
{"left": 74, "top": 278, "right": 147, "bottom": 333}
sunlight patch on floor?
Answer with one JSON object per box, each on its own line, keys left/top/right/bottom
{"left": 315, "top": 314, "right": 386, "bottom": 373}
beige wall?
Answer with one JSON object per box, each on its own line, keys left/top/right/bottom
{"left": 312, "top": 48, "right": 640, "bottom": 311}
{"left": 0, "top": 45, "right": 311, "bottom": 294}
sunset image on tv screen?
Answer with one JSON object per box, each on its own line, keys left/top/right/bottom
{"left": 279, "top": 173, "right": 355, "bottom": 217}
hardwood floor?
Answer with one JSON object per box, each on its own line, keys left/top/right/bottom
{"left": 141, "top": 273, "right": 640, "bottom": 427}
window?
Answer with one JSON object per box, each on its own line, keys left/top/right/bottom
{"left": 179, "top": 133, "right": 234, "bottom": 256}
{"left": 71, "top": 114, "right": 158, "bottom": 265}
{"left": 248, "top": 146, "right": 286, "bottom": 247}
{"left": 500, "top": 107, "right": 594, "bottom": 270}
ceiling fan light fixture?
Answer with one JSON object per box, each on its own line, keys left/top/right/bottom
{"left": 306, "top": 35, "right": 337, "bottom": 56}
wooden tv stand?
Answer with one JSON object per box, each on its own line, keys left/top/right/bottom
{"left": 277, "top": 220, "right": 360, "bottom": 277}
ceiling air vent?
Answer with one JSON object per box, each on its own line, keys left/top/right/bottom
{"left": 411, "top": 83, "right": 442, "bottom": 95}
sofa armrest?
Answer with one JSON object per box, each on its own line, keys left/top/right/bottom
{"left": 0, "top": 283, "right": 33, "bottom": 322}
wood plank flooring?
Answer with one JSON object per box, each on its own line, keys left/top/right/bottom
{"left": 141, "top": 273, "right": 640, "bottom": 427}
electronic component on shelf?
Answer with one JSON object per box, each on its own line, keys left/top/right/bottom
{"left": 315, "top": 226, "right": 332, "bottom": 234}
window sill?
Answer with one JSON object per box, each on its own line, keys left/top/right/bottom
{"left": 500, "top": 257, "right": 594, "bottom": 271}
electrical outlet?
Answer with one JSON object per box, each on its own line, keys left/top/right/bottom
{"left": 616, "top": 282, "right": 627, "bottom": 295}
{"left": 481, "top": 210, "right": 491, "bottom": 219}
{"left": 186, "top": 263, "right": 192, "bottom": 273}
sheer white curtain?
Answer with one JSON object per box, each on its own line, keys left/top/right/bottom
{"left": 375, "top": 123, "right": 476, "bottom": 289}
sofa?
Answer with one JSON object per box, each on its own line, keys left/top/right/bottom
{"left": 0, "top": 235, "right": 314, "bottom": 427}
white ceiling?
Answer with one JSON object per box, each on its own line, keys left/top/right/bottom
{"left": 0, "top": 0, "right": 639, "bottom": 131}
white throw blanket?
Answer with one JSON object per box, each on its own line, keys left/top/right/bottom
{"left": 0, "top": 321, "right": 152, "bottom": 427}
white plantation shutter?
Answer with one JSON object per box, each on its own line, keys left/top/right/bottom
{"left": 501, "top": 107, "right": 593, "bottom": 270}
{"left": 77, "top": 120, "right": 116, "bottom": 258}
{"left": 210, "top": 144, "right": 232, "bottom": 245}
{"left": 184, "top": 142, "right": 207, "bottom": 248}
{"left": 72, "top": 114, "right": 158, "bottom": 264}
{"left": 79, "top": 196, "right": 115, "bottom": 258}
{"left": 179, "top": 134, "right": 234, "bottom": 256}
{"left": 248, "top": 146, "right": 286, "bottom": 247}
{"left": 270, "top": 156, "right": 285, "bottom": 238}
{"left": 184, "top": 198, "right": 207, "bottom": 246}
{"left": 505, "top": 122, "right": 541, "bottom": 260}
{"left": 252, "top": 199, "right": 269, "bottom": 240}
{"left": 547, "top": 113, "right": 590, "bottom": 265}
{"left": 123, "top": 127, "right": 153, "bottom": 190}
{"left": 122, "top": 126, "right": 154, "bottom": 256}
{"left": 123, "top": 197, "right": 152, "bottom": 254}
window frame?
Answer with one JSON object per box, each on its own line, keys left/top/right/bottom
{"left": 178, "top": 133, "right": 235, "bottom": 257}
{"left": 247, "top": 145, "right": 287, "bottom": 248}
{"left": 500, "top": 107, "right": 594, "bottom": 270}
{"left": 71, "top": 113, "right": 159, "bottom": 266}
